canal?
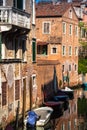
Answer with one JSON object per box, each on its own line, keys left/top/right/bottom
{"left": 5, "top": 88, "right": 87, "bottom": 130}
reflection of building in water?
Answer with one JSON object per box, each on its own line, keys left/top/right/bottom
{"left": 53, "top": 91, "right": 78, "bottom": 130}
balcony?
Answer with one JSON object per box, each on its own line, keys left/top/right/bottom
{"left": 0, "top": 7, "right": 30, "bottom": 32}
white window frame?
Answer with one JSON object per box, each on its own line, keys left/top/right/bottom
{"left": 43, "top": 21, "right": 51, "bottom": 34}
{"left": 68, "top": 121, "right": 71, "bottom": 130}
{"left": 69, "top": 46, "right": 72, "bottom": 56}
{"left": 51, "top": 46, "right": 57, "bottom": 54}
{"left": 75, "top": 26, "right": 78, "bottom": 36}
{"left": 32, "top": 74, "right": 36, "bottom": 88}
{"left": 62, "top": 45, "right": 66, "bottom": 56}
{"left": 2, "top": 43, "right": 5, "bottom": 59}
{"left": 69, "top": 24, "right": 72, "bottom": 35}
{"left": 23, "top": 0, "right": 26, "bottom": 10}
{"left": 75, "top": 47, "right": 78, "bottom": 56}
{"left": 74, "top": 118, "right": 77, "bottom": 128}
{"left": 3, "top": 0, "right": 6, "bottom": 6}
{"left": 61, "top": 123, "right": 65, "bottom": 130}
{"left": 62, "top": 22, "right": 66, "bottom": 34}
{"left": 32, "top": 0, "right": 35, "bottom": 24}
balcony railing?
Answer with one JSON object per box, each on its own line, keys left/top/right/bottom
{"left": 0, "top": 7, "right": 30, "bottom": 29}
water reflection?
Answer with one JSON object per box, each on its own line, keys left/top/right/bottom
{"left": 14, "top": 88, "right": 87, "bottom": 130}
{"left": 34, "top": 88, "right": 84, "bottom": 130}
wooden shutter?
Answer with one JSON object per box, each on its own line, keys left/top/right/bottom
{"left": 15, "top": 80, "right": 20, "bottom": 100}
{"left": 2, "top": 82, "right": 7, "bottom": 106}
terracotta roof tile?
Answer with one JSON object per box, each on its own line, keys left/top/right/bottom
{"left": 36, "top": 3, "right": 72, "bottom": 17}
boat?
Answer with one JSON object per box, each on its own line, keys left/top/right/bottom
{"left": 33, "top": 106, "right": 53, "bottom": 126}
{"left": 61, "top": 87, "right": 74, "bottom": 100}
{"left": 24, "top": 106, "right": 53, "bottom": 128}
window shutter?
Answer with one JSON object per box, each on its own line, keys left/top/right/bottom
{"left": 15, "top": 80, "right": 20, "bottom": 100}
{"left": 32, "top": 41, "right": 36, "bottom": 62}
{"left": 2, "top": 82, "right": 7, "bottom": 106}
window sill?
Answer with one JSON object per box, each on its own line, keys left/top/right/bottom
{"left": 0, "top": 59, "right": 27, "bottom": 63}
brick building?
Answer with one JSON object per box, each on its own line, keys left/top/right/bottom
{"left": 36, "top": 2, "right": 79, "bottom": 103}
{"left": 0, "top": 0, "right": 37, "bottom": 127}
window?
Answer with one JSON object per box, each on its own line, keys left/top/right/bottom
{"left": 62, "top": 65, "right": 65, "bottom": 72}
{"left": 13, "top": 0, "right": 23, "bottom": 10}
{"left": 74, "top": 119, "right": 77, "bottom": 128}
{"left": 14, "top": 38, "right": 20, "bottom": 59}
{"left": 62, "top": 46, "right": 66, "bottom": 56}
{"left": 75, "top": 26, "right": 78, "bottom": 36}
{"left": 61, "top": 123, "right": 65, "bottom": 130}
{"left": 0, "top": 0, "right": 6, "bottom": 6}
{"left": 32, "top": 0, "right": 35, "bottom": 24}
{"left": 62, "top": 22, "right": 66, "bottom": 34}
{"left": 15, "top": 80, "right": 20, "bottom": 100}
{"left": 43, "top": 22, "right": 51, "bottom": 34}
{"left": 32, "top": 39, "right": 36, "bottom": 62}
{"left": 81, "top": 28, "right": 86, "bottom": 38}
{"left": 0, "top": 0, "right": 3, "bottom": 6}
{"left": 75, "top": 64, "right": 77, "bottom": 71}
{"left": 69, "top": 9, "right": 72, "bottom": 18}
{"left": 74, "top": 103, "right": 76, "bottom": 112}
{"left": 32, "top": 74, "right": 36, "bottom": 87}
{"left": 2, "top": 82, "right": 7, "bottom": 106}
{"left": 51, "top": 47, "right": 57, "bottom": 54}
{"left": 69, "top": 24, "right": 72, "bottom": 35}
{"left": 37, "top": 45, "right": 47, "bottom": 55}
{"left": 69, "top": 46, "right": 72, "bottom": 56}
{"left": 75, "top": 47, "right": 78, "bottom": 56}
{"left": 22, "top": 39, "right": 26, "bottom": 61}
{"left": 69, "top": 64, "right": 71, "bottom": 71}
{"left": 68, "top": 121, "right": 71, "bottom": 130}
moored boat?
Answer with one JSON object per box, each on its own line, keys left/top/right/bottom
{"left": 61, "top": 87, "right": 74, "bottom": 100}
{"left": 24, "top": 106, "right": 53, "bottom": 128}
{"left": 33, "top": 106, "right": 53, "bottom": 126}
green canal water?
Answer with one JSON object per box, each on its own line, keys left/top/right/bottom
{"left": 4, "top": 88, "right": 87, "bottom": 130}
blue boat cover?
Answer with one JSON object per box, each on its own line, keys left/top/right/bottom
{"left": 27, "top": 111, "right": 39, "bottom": 127}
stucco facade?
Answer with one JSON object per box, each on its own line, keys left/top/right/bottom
{"left": 36, "top": 3, "right": 79, "bottom": 102}
{"left": 0, "top": 0, "right": 37, "bottom": 128}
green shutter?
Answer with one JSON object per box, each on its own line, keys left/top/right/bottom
{"left": 32, "top": 41, "right": 36, "bottom": 62}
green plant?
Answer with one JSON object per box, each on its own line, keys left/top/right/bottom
{"left": 78, "top": 59, "right": 87, "bottom": 74}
